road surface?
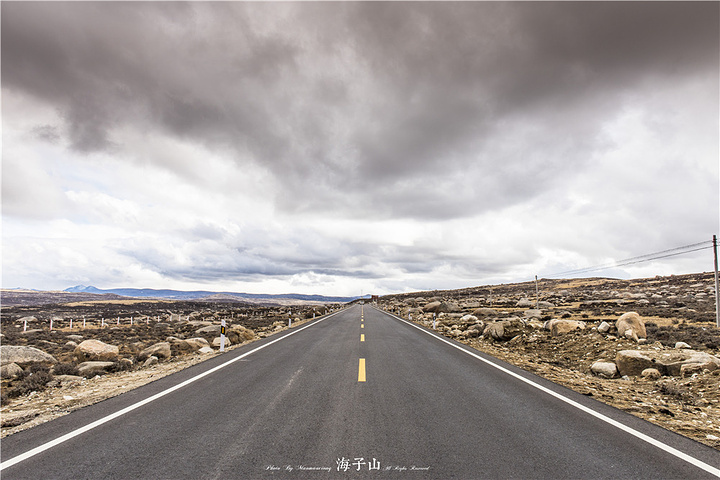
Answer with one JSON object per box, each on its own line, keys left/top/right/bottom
{"left": 2, "top": 304, "right": 720, "bottom": 479}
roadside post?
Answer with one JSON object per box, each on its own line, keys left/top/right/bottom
{"left": 220, "top": 319, "right": 226, "bottom": 352}
{"left": 50, "top": 318, "right": 53, "bottom": 331}
{"left": 714, "top": 234, "right": 719, "bottom": 328}
{"left": 70, "top": 318, "right": 73, "bottom": 329}
{"left": 83, "top": 316, "right": 86, "bottom": 328}
{"left": 23, "top": 318, "right": 27, "bottom": 332}
{"left": 433, "top": 313, "right": 436, "bottom": 330}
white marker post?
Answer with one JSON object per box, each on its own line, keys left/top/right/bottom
{"left": 23, "top": 318, "right": 27, "bottom": 332}
{"left": 70, "top": 318, "right": 73, "bottom": 329}
{"left": 117, "top": 316, "right": 120, "bottom": 326}
{"left": 220, "top": 319, "right": 226, "bottom": 352}
{"left": 288, "top": 315, "right": 292, "bottom": 328}
{"left": 101, "top": 318, "right": 105, "bottom": 328}
{"left": 83, "top": 316, "right": 86, "bottom": 329}
{"left": 50, "top": 318, "right": 53, "bottom": 331}
{"left": 433, "top": 313, "right": 436, "bottom": 330}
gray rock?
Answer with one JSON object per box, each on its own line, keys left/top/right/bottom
{"left": 641, "top": 368, "right": 662, "bottom": 380}
{"left": 674, "top": 342, "right": 691, "bottom": 349}
{"left": 597, "top": 321, "right": 611, "bottom": 334}
{"left": 74, "top": 340, "right": 119, "bottom": 362}
{"left": 195, "top": 324, "right": 222, "bottom": 335}
{"left": 0, "top": 362, "right": 24, "bottom": 379}
{"left": 1, "top": 345, "right": 57, "bottom": 367}
{"left": 616, "top": 350, "right": 655, "bottom": 376}
{"left": 516, "top": 298, "right": 534, "bottom": 308}
{"left": 138, "top": 342, "right": 171, "bottom": 360}
{"left": 590, "top": 361, "right": 618, "bottom": 379}
{"left": 198, "top": 346, "right": 214, "bottom": 354}
{"left": 485, "top": 319, "right": 525, "bottom": 341}
{"left": 143, "top": 356, "right": 159, "bottom": 367}
{"left": 472, "top": 307, "right": 497, "bottom": 317}
{"left": 616, "top": 312, "right": 646, "bottom": 342}
{"left": 77, "top": 361, "right": 115, "bottom": 376}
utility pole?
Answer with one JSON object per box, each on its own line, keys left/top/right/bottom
{"left": 713, "top": 234, "right": 719, "bottom": 328}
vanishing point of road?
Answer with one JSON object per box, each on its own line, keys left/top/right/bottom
{"left": 2, "top": 304, "right": 720, "bottom": 479}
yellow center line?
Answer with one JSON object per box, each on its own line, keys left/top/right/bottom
{"left": 358, "top": 358, "right": 366, "bottom": 382}
{"left": 360, "top": 333, "right": 365, "bottom": 342}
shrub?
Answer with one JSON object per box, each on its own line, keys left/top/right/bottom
{"left": 53, "top": 363, "right": 80, "bottom": 376}
{"left": 11, "top": 369, "right": 53, "bottom": 396}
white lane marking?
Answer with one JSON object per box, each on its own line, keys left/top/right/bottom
{"left": 0, "top": 309, "right": 346, "bottom": 471}
{"left": 377, "top": 307, "right": 720, "bottom": 478}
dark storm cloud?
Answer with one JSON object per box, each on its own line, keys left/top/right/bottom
{"left": 2, "top": 2, "right": 718, "bottom": 220}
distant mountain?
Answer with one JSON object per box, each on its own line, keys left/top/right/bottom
{"left": 63, "top": 285, "right": 357, "bottom": 304}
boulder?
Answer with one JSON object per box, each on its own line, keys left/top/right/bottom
{"left": 472, "top": 307, "right": 497, "bottom": 317}
{"left": 143, "top": 356, "right": 159, "bottom": 367}
{"left": 228, "top": 326, "right": 255, "bottom": 343}
{"left": 198, "top": 346, "right": 214, "bottom": 354}
{"left": 422, "top": 301, "right": 443, "bottom": 313}
{"left": 460, "top": 314, "right": 479, "bottom": 323}
{"left": 616, "top": 350, "right": 656, "bottom": 376}
{"left": 196, "top": 324, "right": 222, "bottom": 336}
{"left": 66, "top": 335, "right": 84, "bottom": 342}
{"left": 674, "top": 342, "right": 691, "bottom": 349}
{"left": 516, "top": 298, "right": 534, "bottom": 308}
{"left": 546, "top": 319, "right": 586, "bottom": 336}
{"left": 616, "top": 349, "right": 720, "bottom": 377}
{"left": 485, "top": 319, "right": 525, "bottom": 341}
{"left": 597, "top": 322, "right": 612, "bottom": 334}
{"left": 616, "top": 312, "right": 646, "bottom": 342}
{"left": 523, "top": 309, "right": 542, "bottom": 319}
{"left": 0, "top": 362, "right": 24, "bottom": 379}
{"left": 590, "top": 361, "right": 618, "bottom": 379}
{"left": 77, "top": 361, "right": 115, "bottom": 376}
{"left": 1, "top": 345, "right": 57, "bottom": 367}
{"left": 654, "top": 350, "right": 720, "bottom": 376}
{"left": 185, "top": 337, "right": 211, "bottom": 350}
{"left": 537, "top": 301, "right": 555, "bottom": 309}
{"left": 641, "top": 368, "right": 662, "bottom": 380}
{"left": 139, "top": 342, "right": 171, "bottom": 361}
{"left": 213, "top": 336, "right": 232, "bottom": 348}
{"left": 74, "top": 340, "right": 119, "bottom": 362}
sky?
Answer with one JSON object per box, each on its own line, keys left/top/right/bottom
{"left": 2, "top": 1, "right": 718, "bottom": 297}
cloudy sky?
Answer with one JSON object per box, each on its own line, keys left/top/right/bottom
{"left": 2, "top": 2, "right": 718, "bottom": 296}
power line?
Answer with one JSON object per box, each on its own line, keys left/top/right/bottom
{"left": 544, "top": 240, "right": 713, "bottom": 278}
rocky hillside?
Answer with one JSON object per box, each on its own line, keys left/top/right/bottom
{"left": 377, "top": 272, "right": 720, "bottom": 449}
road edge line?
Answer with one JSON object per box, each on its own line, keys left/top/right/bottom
{"left": 377, "top": 307, "right": 720, "bottom": 478}
{"left": 0, "top": 309, "right": 345, "bottom": 471}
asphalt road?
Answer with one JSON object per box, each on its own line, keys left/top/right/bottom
{"left": 2, "top": 304, "right": 720, "bottom": 479}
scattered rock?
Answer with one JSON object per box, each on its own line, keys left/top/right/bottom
{"left": 74, "top": 340, "right": 119, "bottom": 362}
{"left": 641, "top": 368, "right": 662, "bottom": 380}
{"left": 198, "top": 346, "right": 214, "bottom": 354}
{"left": 597, "top": 321, "right": 611, "bottom": 334}
{"left": 213, "top": 337, "right": 232, "bottom": 348}
{"left": 138, "top": 342, "right": 171, "bottom": 361}
{"left": 0, "top": 362, "right": 24, "bottom": 379}
{"left": 1, "top": 345, "right": 57, "bottom": 367}
{"left": 77, "top": 361, "right": 115, "bottom": 376}
{"left": 485, "top": 319, "right": 525, "bottom": 341}
{"left": 471, "top": 308, "right": 497, "bottom": 317}
{"left": 590, "top": 361, "right": 618, "bottom": 379}
{"left": 547, "top": 319, "right": 586, "bottom": 336}
{"left": 674, "top": 342, "right": 691, "bottom": 349}
{"left": 616, "top": 312, "right": 646, "bottom": 343}
{"left": 616, "top": 350, "right": 655, "bottom": 376}
{"left": 143, "top": 356, "right": 159, "bottom": 367}
{"left": 195, "top": 324, "right": 222, "bottom": 336}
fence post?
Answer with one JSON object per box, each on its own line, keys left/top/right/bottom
{"left": 50, "top": 318, "right": 53, "bottom": 331}
{"left": 83, "top": 316, "right": 86, "bottom": 329}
